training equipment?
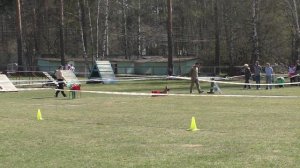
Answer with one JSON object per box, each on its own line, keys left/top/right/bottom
{"left": 37, "top": 109, "right": 43, "bottom": 120}
{"left": 42, "top": 71, "right": 58, "bottom": 87}
{"left": 0, "top": 74, "right": 18, "bottom": 92}
{"left": 68, "top": 83, "right": 81, "bottom": 99}
{"left": 60, "top": 70, "right": 80, "bottom": 99}
{"left": 187, "top": 116, "right": 199, "bottom": 131}
{"left": 61, "top": 70, "right": 80, "bottom": 84}
{"left": 88, "top": 61, "right": 116, "bottom": 84}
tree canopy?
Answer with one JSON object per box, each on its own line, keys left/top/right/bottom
{"left": 0, "top": 0, "right": 299, "bottom": 70}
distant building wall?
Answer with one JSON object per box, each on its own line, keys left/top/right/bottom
{"left": 37, "top": 58, "right": 198, "bottom": 76}
{"left": 37, "top": 59, "right": 60, "bottom": 73}
{"left": 112, "top": 62, "right": 135, "bottom": 74}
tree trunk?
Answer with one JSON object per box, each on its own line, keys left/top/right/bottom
{"left": 284, "top": 0, "right": 300, "bottom": 61}
{"left": 16, "top": 0, "right": 23, "bottom": 70}
{"left": 223, "top": 0, "right": 234, "bottom": 66}
{"left": 1, "top": 15, "right": 4, "bottom": 46}
{"left": 33, "top": 0, "right": 40, "bottom": 67}
{"left": 78, "top": 0, "right": 90, "bottom": 72}
{"left": 214, "top": 0, "right": 221, "bottom": 75}
{"left": 122, "top": 0, "right": 129, "bottom": 59}
{"left": 102, "top": 0, "right": 109, "bottom": 59}
{"left": 43, "top": 0, "right": 51, "bottom": 53}
{"left": 251, "top": 0, "right": 260, "bottom": 64}
{"left": 137, "top": 0, "right": 141, "bottom": 59}
{"left": 292, "top": 0, "right": 300, "bottom": 60}
{"left": 59, "top": 0, "right": 65, "bottom": 66}
{"left": 96, "top": 0, "right": 101, "bottom": 60}
{"left": 86, "top": 0, "right": 95, "bottom": 62}
{"left": 167, "top": 0, "right": 173, "bottom": 76}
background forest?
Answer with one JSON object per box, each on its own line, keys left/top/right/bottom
{"left": 1, "top": 0, "right": 300, "bottom": 72}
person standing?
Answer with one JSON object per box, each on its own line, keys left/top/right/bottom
{"left": 296, "top": 60, "right": 300, "bottom": 85}
{"left": 70, "top": 64, "right": 75, "bottom": 72}
{"left": 65, "top": 64, "right": 70, "bottom": 70}
{"left": 189, "top": 62, "right": 204, "bottom": 94}
{"left": 243, "top": 64, "right": 252, "bottom": 89}
{"left": 253, "top": 61, "right": 262, "bottom": 89}
{"left": 55, "top": 65, "right": 67, "bottom": 97}
{"left": 288, "top": 64, "right": 296, "bottom": 83}
{"left": 265, "top": 63, "right": 274, "bottom": 90}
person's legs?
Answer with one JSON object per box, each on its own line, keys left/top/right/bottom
{"left": 55, "top": 90, "right": 59, "bottom": 97}
{"left": 244, "top": 78, "right": 247, "bottom": 89}
{"left": 291, "top": 77, "right": 296, "bottom": 85}
{"left": 266, "top": 76, "right": 271, "bottom": 89}
{"left": 296, "top": 71, "right": 300, "bottom": 86}
{"left": 55, "top": 80, "right": 61, "bottom": 97}
{"left": 195, "top": 80, "right": 202, "bottom": 93}
{"left": 270, "top": 76, "right": 273, "bottom": 89}
{"left": 256, "top": 75, "right": 261, "bottom": 89}
{"left": 56, "top": 79, "right": 66, "bottom": 97}
{"left": 61, "top": 90, "right": 66, "bottom": 97}
{"left": 190, "top": 81, "right": 194, "bottom": 93}
{"left": 59, "top": 83, "right": 66, "bottom": 97}
{"left": 245, "top": 78, "right": 251, "bottom": 89}
{"left": 56, "top": 83, "right": 63, "bottom": 96}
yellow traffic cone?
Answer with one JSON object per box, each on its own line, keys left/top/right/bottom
{"left": 187, "top": 117, "right": 199, "bottom": 131}
{"left": 37, "top": 109, "right": 43, "bottom": 120}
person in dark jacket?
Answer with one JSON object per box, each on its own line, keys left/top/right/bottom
{"left": 296, "top": 60, "right": 300, "bottom": 85}
{"left": 253, "top": 61, "right": 262, "bottom": 89}
{"left": 243, "top": 64, "right": 252, "bottom": 89}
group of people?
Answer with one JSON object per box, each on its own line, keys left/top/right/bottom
{"left": 189, "top": 60, "right": 298, "bottom": 93}
{"left": 243, "top": 61, "right": 274, "bottom": 90}
{"left": 189, "top": 61, "right": 272, "bottom": 94}
{"left": 244, "top": 60, "right": 300, "bottom": 89}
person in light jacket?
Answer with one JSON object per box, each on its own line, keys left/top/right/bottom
{"left": 265, "top": 63, "right": 274, "bottom": 90}
{"left": 55, "top": 65, "right": 67, "bottom": 97}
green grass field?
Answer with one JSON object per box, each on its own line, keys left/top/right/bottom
{"left": 0, "top": 80, "right": 300, "bottom": 167}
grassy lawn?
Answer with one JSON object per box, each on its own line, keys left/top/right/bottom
{"left": 0, "top": 79, "right": 300, "bottom": 167}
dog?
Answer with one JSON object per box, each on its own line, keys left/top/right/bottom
{"left": 151, "top": 86, "right": 170, "bottom": 96}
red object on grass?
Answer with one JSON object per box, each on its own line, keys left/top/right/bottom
{"left": 71, "top": 84, "right": 81, "bottom": 90}
{"left": 151, "top": 90, "right": 168, "bottom": 97}
{"left": 151, "top": 90, "right": 162, "bottom": 94}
